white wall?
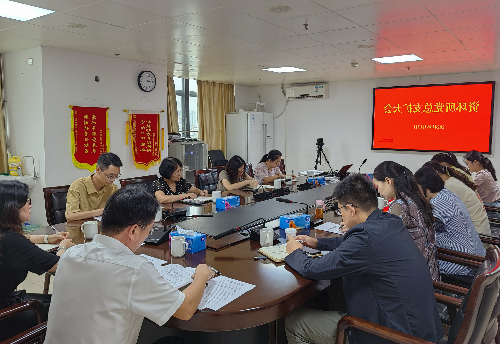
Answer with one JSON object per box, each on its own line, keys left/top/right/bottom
{"left": 3, "top": 47, "right": 46, "bottom": 225}
{"left": 4, "top": 46, "right": 169, "bottom": 225}
{"left": 237, "top": 72, "right": 500, "bottom": 175}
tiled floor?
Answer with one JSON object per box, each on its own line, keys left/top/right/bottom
{"left": 17, "top": 272, "right": 53, "bottom": 294}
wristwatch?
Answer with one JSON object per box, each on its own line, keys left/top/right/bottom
{"left": 44, "top": 235, "right": 49, "bottom": 244}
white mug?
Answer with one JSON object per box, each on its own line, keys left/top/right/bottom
{"left": 81, "top": 221, "right": 98, "bottom": 240}
{"left": 212, "top": 190, "right": 222, "bottom": 202}
{"left": 273, "top": 179, "right": 282, "bottom": 189}
{"left": 377, "top": 197, "right": 386, "bottom": 210}
{"left": 307, "top": 170, "right": 315, "bottom": 178}
{"left": 260, "top": 228, "right": 274, "bottom": 247}
{"left": 171, "top": 236, "right": 188, "bottom": 257}
{"left": 155, "top": 208, "right": 163, "bottom": 222}
{"left": 285, "top": 228, "right": 296, "bottom": 241}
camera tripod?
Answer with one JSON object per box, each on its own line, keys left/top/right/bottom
{"left": 314, "top": 138, "right": 334, "bottom": 174}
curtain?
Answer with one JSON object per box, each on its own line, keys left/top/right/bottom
{"left": 0, "top": 55, "right": 8, "bottom": 174}
{"left": 197, "top": 80, "right": 235, "bottom": 154}
{"left": 166, "top": 76, "right": 179, "bottom": 133}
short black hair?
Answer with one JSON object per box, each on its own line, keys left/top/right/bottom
{"left": 332, "top": 173, "right": 378, "bottom": 212}
{"left": 100, "top": 185, "right": 159, "bottom": 236}
{"left": 96, "top": 153, "right": 123, "bottom": 170}
{"left": 225, "top": 155, "right": 246, "bottom": 184}
{"left": 159, "top": 157, "right": 183, "bottom": 180}
{"left": 414, "top": 166, "right": 445, "bottom": 194}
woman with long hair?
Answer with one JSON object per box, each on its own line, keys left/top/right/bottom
{"left": 0, "top": 181, "right": 73, "bottom": 341}
{"left": 254, "top": 149, "right": 285, "bottom": 184}
{"left": 432, "top": 152, "right": 473, "bottom": 184}
{"left": 423, "top": 161, "right": 490, "bottom": 236}
{"left": 463, "top": 150, "right": 500, "bottom": 203}
{"left": 373, "top": 161, "right": 439, "bottom": 281}
{"left": 217, "top": 155, "right": 258, "bottom": 191}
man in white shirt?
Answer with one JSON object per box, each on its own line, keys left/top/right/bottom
{"left": 45, "top": 185, "right": 214, "bottom": 344}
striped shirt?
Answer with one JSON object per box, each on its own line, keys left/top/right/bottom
{"left": 431, "top": 188, "right": 486, "bottom": 276}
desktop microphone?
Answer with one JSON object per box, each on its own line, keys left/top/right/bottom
{"left": 275, "top": 198, "right": 310, "bottom": 210}
{"left": 358, "top": 159, "right": 367, "bottom": 173}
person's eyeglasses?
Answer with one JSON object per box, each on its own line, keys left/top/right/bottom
{"left": 102, "top": 171, "right": 121, "bottom": 180}
{"left": 26, "top": 198, "right": 31, "bottom": 205}
{"left": 332, "top": 201, "right": 358, "bottom": 211}
{"left": 173, "top": 170, "right": 182, "bottom": 175}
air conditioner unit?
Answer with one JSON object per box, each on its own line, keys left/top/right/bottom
{"left": 285, "top": 84, "right": 329, "bottom": 100}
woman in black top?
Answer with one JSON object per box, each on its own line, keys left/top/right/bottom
{"left": 153, "top": 157, "right": 208, "bottom": 203}
{"left": 0, "top": 181, "right": 73, "bottom": 341}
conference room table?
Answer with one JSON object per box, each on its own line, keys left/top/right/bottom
{"left": 38, "top": 182, "right": 341, "bottom": 344}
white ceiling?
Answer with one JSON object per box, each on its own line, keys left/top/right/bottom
{"left": 0, "top": 0, "right": 499, "bottom": 86}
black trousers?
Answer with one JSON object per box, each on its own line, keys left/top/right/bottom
{"left": 0, "top": 291, "right": 51, "bottom": 342}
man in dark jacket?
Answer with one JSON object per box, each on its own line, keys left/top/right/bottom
{"left": 285, "top": 174, "right": 443, "bottom": 344}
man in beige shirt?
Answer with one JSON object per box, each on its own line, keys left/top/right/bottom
{"left": 65, "top": 152, "right": 123, "bottom": 222}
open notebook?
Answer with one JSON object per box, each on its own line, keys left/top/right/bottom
{"left": 258, "top": 244, "right": 322, "bottom": 263}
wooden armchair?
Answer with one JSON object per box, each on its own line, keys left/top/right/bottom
{"left": 42, "top": 185, "right": 71, "bottom": 226}
{"left": 0, "top": 300, "right": 47, "bottom": 344}
{"left": 336, "top": 246, "right": 500, "bottom": 344}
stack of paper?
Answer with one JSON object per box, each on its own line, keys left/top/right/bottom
{"left": 141, "top": 254, "right": 255, "bottom": 310}
{"left": 315, "top": 222, "right": 344, "bottom": 235}
{"left": 36, "top": 243, "right": 58, "bottom": 251}
{"left": 198, "top": 276, "right": 255, "bottom": 311}
{"left": 299, "top": 170, "right": 324, "bottom": 176}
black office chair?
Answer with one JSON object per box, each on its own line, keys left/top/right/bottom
{"left": 43, "top": 185, "right": 71, "bottom": 226}
{"left": 119, "top": 175, "right": 158, "bottom": 194}
{"left": 208, "top": 150, "right": 227, "bottom": 168}
{"left": 194, "top": 169, "right": 218, "bottom": 192}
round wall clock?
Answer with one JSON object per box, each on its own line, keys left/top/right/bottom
{"left": 138, "top": 71, "right": 156, "bottom": 92}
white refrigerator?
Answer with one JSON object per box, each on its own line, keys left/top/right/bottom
{"left": 225, "top": 112, "right": 274, "bottom": 166}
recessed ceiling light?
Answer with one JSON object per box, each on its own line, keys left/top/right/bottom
{"left": 268, "top": 5, "right": 291, "bottom": 13}
{"left": 0, "top": 0, "right": 54, "bottom": 21}
{"left": 263, "top": 67, "right": 306, "bottom": 73}
{"left": 372, "top": 54, "right": 423, "bottom": 64}
{"left": 66, "top": 23, "right": 87, "bottom": 29}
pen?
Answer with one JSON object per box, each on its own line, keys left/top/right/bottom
{"left": 207, "top": 265, "right": 220, "bottom": 275}
{"left": 51, "top": 226, "right": 61, "bottom": 236}
{"left": 254, "top": 256, "right": 267, "bottom": 260}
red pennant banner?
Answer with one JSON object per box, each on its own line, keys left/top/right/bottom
{"left": 71, "top": 106, "right": 109, "bottom": 171}
{"left": 129, "top": 113, "right": 161, "bottom": 170}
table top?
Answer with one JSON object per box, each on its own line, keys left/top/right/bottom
{"left": 37, "top": 183, "right": 341, "bottom": 332}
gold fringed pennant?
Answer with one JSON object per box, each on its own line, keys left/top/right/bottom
{"left": 161, "top": 128, "right": 164, "bottom": 151}
{"left": 70, "top": 106, "right": 109, "bottom": 172}
{"left": 125, "top": 111, "right": 161, "bottom": 170}
{"left": 125, "top": 121, "right": 129, "bottom": 145}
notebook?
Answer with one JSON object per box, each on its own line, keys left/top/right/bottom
{"left": 258, "top": 244, "right": 322, "bottom": 263}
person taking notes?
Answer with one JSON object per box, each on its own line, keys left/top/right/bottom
{"left": 216, "top": 155, "right": 257, "bottom": 191}
{"left": 254, "top": 149, "right": 285, "bottom": 184}
{"left": 46, "top": 185, "right": 214, "bottom": 344}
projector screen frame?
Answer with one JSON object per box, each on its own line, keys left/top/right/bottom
{"left": 371, "top": 81, "right": 496, "bottom": 154}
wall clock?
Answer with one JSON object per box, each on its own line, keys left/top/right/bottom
{"left": 138, "top": 71, "right": 156, "bottom": 92}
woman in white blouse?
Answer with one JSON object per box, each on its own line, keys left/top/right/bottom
{"left": 254, "top": 150, "right": 285, "bottom": 184}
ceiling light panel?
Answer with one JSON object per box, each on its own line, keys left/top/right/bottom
{"left": 372, "top": 54, "right": 423, "bottom": 63}
{"left": 0, "top": 0, "right": 54, "bottom": 21}
{"left": 263, "top": 66, "right": 306, "bottom": 73}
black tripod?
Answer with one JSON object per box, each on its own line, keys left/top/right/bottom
{"left": 314, "top": 138, "right": 334, "bottom": 174}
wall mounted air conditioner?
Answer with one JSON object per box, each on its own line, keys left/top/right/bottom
{"left": 285, "top": 84, "right": 329, "bottom": 100}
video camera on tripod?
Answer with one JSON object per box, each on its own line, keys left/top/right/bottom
{"left": 314, "top": 138, "right": 334, "bottom": 174}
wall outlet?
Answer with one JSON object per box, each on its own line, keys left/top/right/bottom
{"left": 28, "top": 58, "right": 33, "bottom": 65}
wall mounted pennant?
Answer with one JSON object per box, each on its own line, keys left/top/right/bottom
{"left": 70, "top": 106, "right": 109, "bottom": 172}
{"left": 126, "top": 111, "right": 163, "bottom": 170}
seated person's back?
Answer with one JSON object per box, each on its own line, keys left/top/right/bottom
{"left": 47, "top": 186, "right": 214, "bottom": 344}
{"left": 415, "top": 166, "right": 486, "bottom": 277}
{"left": 285, "top": 174, "right": 442, "bottom": 344}
{"left": 65, "top": 152, "right": 122, "bottom": 222}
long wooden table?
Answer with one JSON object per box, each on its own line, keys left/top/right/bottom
{"left": 39, "top": 183, "right": 340, "bottom": 343}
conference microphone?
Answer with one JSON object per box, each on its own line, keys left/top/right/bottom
{"left": 275, "top": 198, "right": 310, "bottom": 210}
{"left": 358, "top": 159, "right": 367, "bottom": 173}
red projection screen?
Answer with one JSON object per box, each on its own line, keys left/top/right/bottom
{"left": 372, "top": 81, "right": 495, "bottom": 153}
